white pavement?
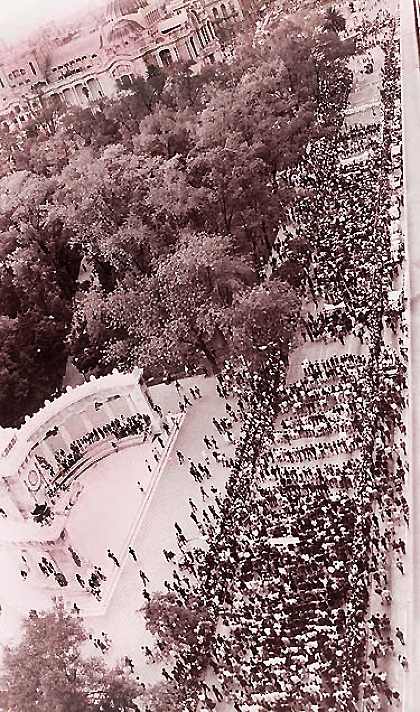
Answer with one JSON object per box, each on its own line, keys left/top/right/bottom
{"left": 86, "top": 374, "right": 239, "bottom": 682}
{"left": 0, "top": 374, "right": 239, "bottom": 687}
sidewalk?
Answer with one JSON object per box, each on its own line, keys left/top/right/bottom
{"left": 77, "top": 375, "right": 240, "bottom": 680}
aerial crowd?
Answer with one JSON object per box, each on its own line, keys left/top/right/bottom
{"left": 139, "top": 10, "right": 409, "bottom": 712}
{"left": 14, "top": 5, "right": 408, "bottom": 712}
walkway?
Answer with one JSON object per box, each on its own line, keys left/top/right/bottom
{"left": 74, "top": 375, "right": 239, "bottom": 682}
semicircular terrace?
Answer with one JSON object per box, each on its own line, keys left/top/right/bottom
{"left": 0, "top": 368, "right": 161, "bottom": 523}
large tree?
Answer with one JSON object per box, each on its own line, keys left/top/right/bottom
{"left": 0, "top": 600, "right": 142, "bottom": 712}
{"left": 71, "top": 230, "right": 257, "bottom": 375}
{"left": 228, "top": 277, "right": 301, "bottom": 367}
{"left": 145, "top": 591, "right": 214, "bottom": 675}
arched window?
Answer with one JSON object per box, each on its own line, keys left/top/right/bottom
{"left": 213, "top": 6, "right": 219, "bottom": 17}
{"left": 117, "top": 74, "right": 133, "bottom": 90}
{"left": 190, "top": 9, "right": 200, "bottom": 28}
{"left": 221, "top": 3, "right": 228, "bottom": 17}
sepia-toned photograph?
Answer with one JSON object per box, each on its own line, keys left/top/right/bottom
{"left": 0, "top": 0, "right": 416, "bottom": 709}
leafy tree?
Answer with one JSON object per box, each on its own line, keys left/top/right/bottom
{"left": 60, "top": 106, "right": 103, "bottom": 148}
{"left": 228, "top": 277, "right": 300, "bottom": 367}
{"left": 146, "top": 231, "right": 256, "bottom": 371}
{"left": 23, "top": 91, "right": 66, "bottom": 137}
{"left": 129, "top": 66, "right": 167, "bottom": 114}
{"left": 0, "top": 169, "right": 81, "bottom": 425}
{"left": 145, "top": 591, "right": 214, "bottom": 676}
{"left": 72, "top": 230, "right": 257, "bottom": 376}
{"left": 323, "top": 7, "right": 347, "bottom": 35}
{"left": 0, "top": 600, "right": 142, "bottom": 712}
{"left": 91, "top": 666, "right": 142, "bottom": 712}
{"left": 163, "top": 61, "right": 209, "bottom": 111}
{"left": 0, "top": 245, "right": 74, "bottom": 426}
{"left": 134, "top": 105, "right": 192, "bottom": 160}
{"left": 141, "top": 680, "right": 186, "bottom": 712}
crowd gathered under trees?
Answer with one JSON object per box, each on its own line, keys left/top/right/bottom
{"left": 0, "top": 1, "right": 354, "bottom": 428}
{"left": 0, "top": 1, "right": 408, "bottom": 711}
{"left": 137, "top": 9, "right": 407, "bottom": 712}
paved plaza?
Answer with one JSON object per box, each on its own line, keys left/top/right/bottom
{"left": 0, "top": 374, "right": 239, "bottom": 685}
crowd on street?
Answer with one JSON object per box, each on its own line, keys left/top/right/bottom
{"left": 138, "top": 11, "right": 409, "bottom": 712}
{"left": 12, "top": 6, "right": 407, "bottom": 712}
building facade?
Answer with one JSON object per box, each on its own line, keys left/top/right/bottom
{"left": 0, "top": 0, "right": 245, "bottom": 128}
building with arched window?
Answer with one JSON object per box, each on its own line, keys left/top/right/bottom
{"left": 0, "top": 0, "right": 245, "bottom": 126}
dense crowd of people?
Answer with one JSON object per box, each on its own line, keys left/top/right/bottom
{"left": 140, "top": 10, "right": 409, "bottom": 712}
{"left": 13, "top": 5, "right": 407, "bottom": 711}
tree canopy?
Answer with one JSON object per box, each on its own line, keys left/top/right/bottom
{"left": 0, "top": 4, "right": 355, "bottom": 425}
{"left": 0, "top": 600, "right": 142, "bottom": 712}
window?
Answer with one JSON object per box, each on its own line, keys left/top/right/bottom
{"left": 221, "top": 3, "right": 228, "bottom": 17}
{"left": 159, "top": 48, "right": 172, "bottom": 67}
{"left": 190, "top": 36, "right": 198, "bottom": 57}
{"left": 117, "top": 74, "right": 133, "bottom": 90}
{"left": 213, "top": 7, "right": 219, "bottom": 17}
{"left": 186, "top": 40, "right": 194, "bottom": 59}
{"left": 197, "top": 29, "right": 205, "bottom": 48}
{"left": 29, "top": 61, "right": 37, "bottom": 75}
